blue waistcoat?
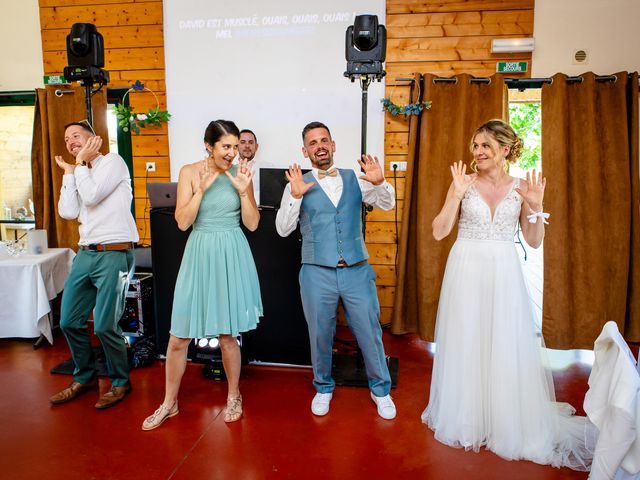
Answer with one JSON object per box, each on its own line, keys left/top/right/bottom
{"left": 299, "top": 169, "right": 369, "bottom": 267}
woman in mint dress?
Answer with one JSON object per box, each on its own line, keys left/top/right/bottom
{"left": 142, "top": 120, "right": 262, "bottom": 429}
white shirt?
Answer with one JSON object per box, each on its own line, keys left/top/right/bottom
{"left": 58, "top": 152, "right": 139, "bottom": 246}
{"left": 275, "top": 167, "right": 395, "bottom": 237}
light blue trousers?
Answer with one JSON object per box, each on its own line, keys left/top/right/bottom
{"left": 299, "top": 262, "right": 391, "bottom": 397}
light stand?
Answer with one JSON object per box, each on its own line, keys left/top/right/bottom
{"left": 344, "top": 15, "right": 387, "bottom": 237}
{"left": 335, "top": 16, "right": 398, "bottom": 390}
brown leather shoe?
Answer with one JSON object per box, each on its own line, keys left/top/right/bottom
{"left": 95, "top": 383, "right": 132, "bottom": 410}
{"left": 49, "top": 377, "right": 99, "bottom": 405}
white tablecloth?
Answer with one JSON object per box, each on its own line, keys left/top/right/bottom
{"left": 0, "top": 248, "right": 75, "bottom": 342}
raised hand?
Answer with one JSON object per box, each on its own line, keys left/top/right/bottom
{"left": 285, "top": 163, "right": 315, "bottom": 199}
{"left": 357, "top": 154, "right": 384, "bottom": 186}
{"left": 75, "top": 136, "right": 103, "bottom": 164}
{"left": 225, "top": 158, "right": 254, "bottom": 195}
{"left": 197, "top": 158, "right": 219, "bottom": 193}
{"left": 450, "top": 160, "right": 476, "bottom": 200}
{"left": 54, "top": 155, "right": 76, "bottom": 174}
{"left": 515, "top": 169, "right": 546, "bottom": 210}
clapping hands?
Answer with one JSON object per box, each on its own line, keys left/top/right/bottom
{"left": 358, "top": 154, "right": 384, "bottom": 186}
{"left": 515, "top": 169, "right": 546, "bottom": 210}
{"left": 198, "top": 158, "right": 220, "bottom": 193}
{"left": 76, "top": 136, "right": 103, "bottom": 164}
{"left": 450, "top": 160, "right": 477, "bottom": 200}
{"left": 226, "top": 158, "right": 254, "bottom": 195}
{"left": 285, "top": 163, "right": 315, "bottom": 199}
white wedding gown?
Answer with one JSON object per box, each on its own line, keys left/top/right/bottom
{"left": 422, "top": 178, "right": 594, "bottom": 470}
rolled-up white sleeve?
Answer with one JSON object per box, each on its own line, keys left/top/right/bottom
{"left": 275, "top": 183, "right": 302, "bottom": 237}
{"left": 58, "top": 174, "right": 81, "bottom": 219}
{"left": 360, "top": 180, "right": 395, "bottom": 211}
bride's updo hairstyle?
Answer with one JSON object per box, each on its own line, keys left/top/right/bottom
{"left": 469, "top": 119, "right": 523, "bottom": 172}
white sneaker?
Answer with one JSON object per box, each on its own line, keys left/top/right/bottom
{"left": 370, "top": 393, "right": 396, "bottom": 420}
{"left": 311, "top": 392, "right": 333, "bottom": 416}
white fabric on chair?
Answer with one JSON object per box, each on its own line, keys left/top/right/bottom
{"left": 584, "top": 321, "right": 640, "bottom": 480}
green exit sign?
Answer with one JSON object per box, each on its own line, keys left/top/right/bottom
{"left": 496, "top": 61, "right": 528, "bottom": 73}
{"left": 44, "top": 75, "right": 69, "bottom": 85}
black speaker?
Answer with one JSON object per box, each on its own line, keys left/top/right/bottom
{"left": 149, "top": 207, "right": 191, "bottom": 356}
{"left": 242, "top": 209, "right": 311, "bottom": 365}
{"left": 149, "top": 207, "right": 310, "bottom": 365}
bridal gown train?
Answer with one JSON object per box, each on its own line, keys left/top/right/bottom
{"left": 422, "top": 178, "right": 593, "bottom": 470}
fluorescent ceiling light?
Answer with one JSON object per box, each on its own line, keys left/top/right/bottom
{"left": 491, "top": 38, "right": 535, "bottom": 53}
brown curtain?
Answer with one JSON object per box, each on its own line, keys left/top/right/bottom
{"left": 542, "top": 72, "right": 640, "bottom": 348}
{"left": 31, "top": 85, "right": 108, "bottom": 249}
{"left": 391, "top": 74, "right": 507, "bottom": 340}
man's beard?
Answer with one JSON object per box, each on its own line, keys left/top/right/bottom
{"left": 311, "top": 151, "right": 332, "bottom": 169}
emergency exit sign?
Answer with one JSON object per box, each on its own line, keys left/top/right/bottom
{"left": 496, "top": 61, "right": 528, "bottom": 73}
{"left": 44, "top": 75, "right": 69, "bottom": 85}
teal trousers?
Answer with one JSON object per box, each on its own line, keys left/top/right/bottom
{"left": 60, "top": 249, "right": 134, "bottom": 387}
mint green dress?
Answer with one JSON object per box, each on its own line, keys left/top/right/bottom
{"left": 170, "top": 166, "right": 263, "bottom": 338}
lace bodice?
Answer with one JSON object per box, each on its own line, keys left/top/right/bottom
{"left": 457, "top": 178, "right": 522, "bottom": 242}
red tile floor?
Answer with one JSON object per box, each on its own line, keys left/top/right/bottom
{"left": 0, "top": 328, "right": 595, "bottom": 480}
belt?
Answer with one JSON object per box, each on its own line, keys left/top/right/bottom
{"left": 79, "top": 242, "right": 135, "bottom": 251}
{"left": 336, "top": 260, "right": 366, "bottom": 268}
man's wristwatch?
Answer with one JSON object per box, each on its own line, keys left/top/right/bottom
{"left": 75, "top": 160, "right": 87, "bottom": 166}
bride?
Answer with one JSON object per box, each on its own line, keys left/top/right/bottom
{"left": 423, "top": 119, "right": 592, "bottom": 470}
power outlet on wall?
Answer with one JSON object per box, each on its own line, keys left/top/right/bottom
{"left": 146, "top": 162, "right": 156, "bottom": 172}
{"left": 390, "top": 161, "right": 407, "bottom": 172}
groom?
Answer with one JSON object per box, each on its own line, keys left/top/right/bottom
{"left": 276, "top": 121, "right": 396, "bottom": 419}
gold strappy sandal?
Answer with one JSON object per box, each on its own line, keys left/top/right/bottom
{"left": 142, "top": 402, "right": 179, "bottom": 431}
{"left": 223, "top": 395, "right": 243, "bottom": 423}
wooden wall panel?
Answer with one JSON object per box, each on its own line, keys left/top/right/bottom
{"left": 387, "top": 10, "right": 533, "bottom": 38}
{"left": 41, "top": 25, "right": 164, "bottom": 51}
{"left": 39, "top": 3, "right": 163, "bottom": 29}
{"left": 39, "top": 0, "right": 166, "bottom": 244}
{"left": 387, "top": 0, "right": 534, "bottom": 15}
{"left": 376, "top": 0, "right": 535, "bottom": 315}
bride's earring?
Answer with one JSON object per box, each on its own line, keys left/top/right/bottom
{"left": 470, "top": 159, "right": 478, "bottom": 173}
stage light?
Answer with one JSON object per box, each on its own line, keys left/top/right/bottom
{"left": 491, "top": 38, "right": 535, "bottom": 53}
{"left": 62, "top": 22, "right": 110, "bottom": 126}
{"left": 344, "top": 14, "right": 387, "bottom": 80}
{"left": 63, "top": 23, "right": 110, "bottom": 86}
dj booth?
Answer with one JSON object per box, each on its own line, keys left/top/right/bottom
{"left": 148, "top": 169, "right": 311, "bottom": 366}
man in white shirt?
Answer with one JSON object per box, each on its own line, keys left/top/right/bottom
{"left": 238, "top": 129, "right": 274, "bottom": 205}
{"left": 49, "top": 122, "right": 139, "bottom": 410}
{"left": 275, "top": 121, "right": 397, "bottom": 420}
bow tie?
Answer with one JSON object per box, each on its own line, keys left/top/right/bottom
{"left": 318, "top": 168, "right": 338, "bottom": 179}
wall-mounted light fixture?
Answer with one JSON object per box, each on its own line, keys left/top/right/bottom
{"left": 491, "top": 38, "right": 535, "bottom": 53}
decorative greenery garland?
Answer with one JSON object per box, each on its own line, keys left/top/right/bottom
{"left": 112, "top": 81, "right": 171, "bottom": 134}
{"left": 381, "top": 97, "right": 432, "bottom": 117}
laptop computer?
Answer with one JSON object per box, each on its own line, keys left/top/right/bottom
{"left": 147, "top": 182, "right": 178, "bottom": 208}
{"left": 259, "top": 168, "right": 310, "bottom": 209}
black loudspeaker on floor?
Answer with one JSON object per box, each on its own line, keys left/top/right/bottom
{"left": 332, "top": 353, "right": 399, "bottom": 388}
